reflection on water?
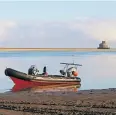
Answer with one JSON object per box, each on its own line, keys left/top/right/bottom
{"left": 11, "top": 84, "right": 81, "bottom": 93}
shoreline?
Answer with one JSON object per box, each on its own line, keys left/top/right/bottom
{"left": 0, "top": 48, "right": 116, "bottom": 52}
{"left": 0, "top": 88, "right": 116, "bottom": 115}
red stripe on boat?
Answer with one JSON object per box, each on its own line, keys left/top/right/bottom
{"left": 10, "top": 76, "right": 80, "bottom": 92}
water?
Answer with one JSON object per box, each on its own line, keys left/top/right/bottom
{"left": 0, "top": 51, "right": 116, "bottom": 93}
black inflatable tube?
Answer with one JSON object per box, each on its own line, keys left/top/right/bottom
{"left": 5, "top": 68, "right": 32, "bottom": 81}
{"left": 4, "top": 68, "right": 81, "bottom": 82}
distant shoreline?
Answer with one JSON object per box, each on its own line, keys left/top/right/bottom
{"left": 0, "top": 48, "right": 116, "bottom": 52}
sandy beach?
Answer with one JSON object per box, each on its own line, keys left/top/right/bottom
{"left": 0, "top": 88, "right": 116, "bottom": 115}
{"left": 0, "top": 48, "right": 115, "bottom": 52}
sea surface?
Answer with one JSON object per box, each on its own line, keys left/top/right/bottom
{"left": 0, "top": 51, "right": 116, "bottom": 93}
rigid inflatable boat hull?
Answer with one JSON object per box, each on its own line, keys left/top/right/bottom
{"left": 12, "top": 84, "right": 81, "bottom": 92}
{"left": 5, "top": 68, "right": 81, "bottom": 88}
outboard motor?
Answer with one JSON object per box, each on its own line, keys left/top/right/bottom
{"left": 28, "top": 65, "right": 39, "bottom": 76}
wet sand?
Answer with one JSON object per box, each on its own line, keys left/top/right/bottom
{"left": 0, "top": 48, "right": 115, "bottom": 52}
{"left": 0, "top": 88, "right": 116, "bottom": 115}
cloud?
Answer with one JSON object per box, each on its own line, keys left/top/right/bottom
{"left": 0, "top": 19, "right": 116, "bottom": 47}
{"left": 71, "top": 19, "right": 116, "bottom": 41}
{"left": 0, "top": 21, "right": 16, "bottom": 42}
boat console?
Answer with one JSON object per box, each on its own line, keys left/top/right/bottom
{"left": 60, "top": 62, "right": 82, "bottom": 77}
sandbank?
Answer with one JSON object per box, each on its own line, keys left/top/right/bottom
{"left": 0, "top": 48, "right": 115, "bottom": 52}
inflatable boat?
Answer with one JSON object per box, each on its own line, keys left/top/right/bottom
{"left": 4, "top": 63, "right": 82, "bottom": 88}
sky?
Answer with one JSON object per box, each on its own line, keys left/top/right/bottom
{"left": 0, "top": 1, "right": 116, "bottom": 47}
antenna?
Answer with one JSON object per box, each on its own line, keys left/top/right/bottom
{"left": 72, "top": 55, "right": 74, "bottom": 64}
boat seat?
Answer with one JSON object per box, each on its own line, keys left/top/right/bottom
{"left": 28, "top": 68, "right": 33, "bottom": 75}
{"left": 60, "top": 70, "right": 65, "bottom": 75}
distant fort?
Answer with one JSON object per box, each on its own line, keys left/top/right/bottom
{"left": 97, "top": 41, "right": 110, "bottom": 49}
